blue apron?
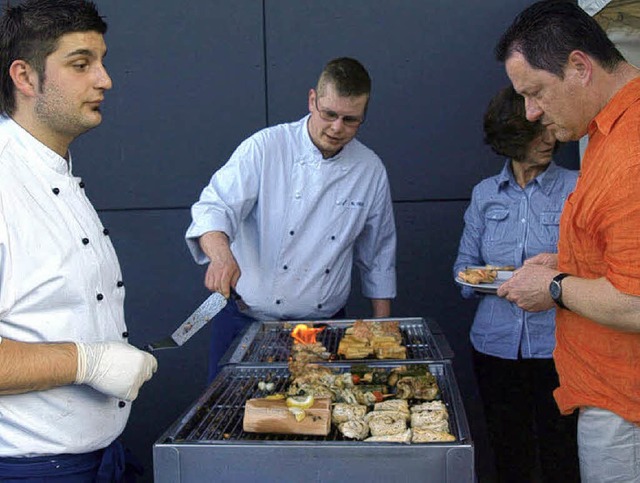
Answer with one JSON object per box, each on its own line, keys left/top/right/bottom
{"left": 0, "top": 439, "right": 143, "bottom": 482}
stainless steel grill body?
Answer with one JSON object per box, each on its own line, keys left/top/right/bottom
{"left": 153, "top": 361, "right": 474, "bottom": 482}
{"left": 220, "top": 317, "right": 452, "bottom": 365}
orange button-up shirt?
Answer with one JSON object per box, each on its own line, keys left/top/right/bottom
{"left": 554, "top": 76, "right": 640, "bottom": 424}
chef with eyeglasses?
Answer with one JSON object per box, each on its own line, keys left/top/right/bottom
{"left": 186, "top": 57, "right": 397, "bottom": 383}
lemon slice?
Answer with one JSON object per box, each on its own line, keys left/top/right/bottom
{"left": 288, "top": 407, "right": 306, "bottom": 422}
{"left": 286, "top": 394, "right": 315, "bottom": 410}
{"left": 265, "top": 393, "right": 285, "bottom": 400}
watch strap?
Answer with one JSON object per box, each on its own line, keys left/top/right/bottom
{"left": 551, "top": 272, "right": 571, "bottom": 310}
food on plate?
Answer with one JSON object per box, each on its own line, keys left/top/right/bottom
{"left": 332, "top": 403, "right": 368, "bottom": 424}
{"left": 458, "top": 267, "right": 498, "bottom": 285}
{"left": 338, "top": 419, "right": 369, "bottom": 440}
{"left": 485, "top": 264, "right": 515, "bottom": 271}
{"left": 365, "top": 428, "right": 412, "bottom": 443}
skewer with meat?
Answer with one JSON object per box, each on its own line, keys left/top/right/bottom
{"left": 395, "top": 374, "right": 440, "bottom": 400}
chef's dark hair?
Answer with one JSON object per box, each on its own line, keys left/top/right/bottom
{"left": 317, "top": 57, "right": 371, "bottom": 98}
{"left": 483, "top": 85, "right": 547, "bottom": 161}
{"left": 495, "top": 0, "right": 624, "bottom": 78}
{"left": 0, "top": 0, "right": 107, "bottom": 115}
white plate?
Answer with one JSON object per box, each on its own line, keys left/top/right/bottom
{"left": 455, "top": 270, "right": 514, "bottom": 294}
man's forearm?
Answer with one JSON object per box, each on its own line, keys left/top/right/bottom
{"left": 563, "top": 276, "right": 640, "bottom": 332}
{"left": 0, "top": 338, "right": 77, "bottom": 394}
{"left": 198, "top": 230, "right": 231, "bottom": 259}
{"left": 370, "top": 298, "right": 391, "bottom": 318}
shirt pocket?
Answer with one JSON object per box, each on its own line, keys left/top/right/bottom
{"left": 483, "top": 208, "right": 510, "bottom": 243}
{"left": 540, "top": 211, "right": 561, "bottom": 246}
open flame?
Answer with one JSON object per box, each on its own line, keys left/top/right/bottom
{"left": 291, "top": 324, "right": 325, "bottom": 344}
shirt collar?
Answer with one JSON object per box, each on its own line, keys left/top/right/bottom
{"left": 496, "top": 158, "right": 560, "bottom": 196}
{"left": 1, "top": 114, "right": 72, "bottom": 176}
{"left": 589, "top": 76, "right": 640, "bottom": 137}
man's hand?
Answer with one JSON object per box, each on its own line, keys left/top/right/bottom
{"left": 497, "top": 264, "right": 558, "bottom": 312}
{"left": 74, "top": 341, "right": 157, "bottom": 401}
{"left": 523, "top": 252, "right": 558, "bottom": 269}
{"left": 199, "top": 231, "right": 241, "bottom": 298}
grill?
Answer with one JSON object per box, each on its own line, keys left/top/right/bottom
{"left": 220, "top": 317, "right": 451, "bottom": 365}
{"left": 153, "top": 318, "right": 473, "bottom": 482}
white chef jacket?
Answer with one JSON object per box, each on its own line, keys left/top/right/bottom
{"left": 0, "top": 116, "right": 129, "bottom": 457}
{"left": 186, "top": 115, "right": 397, "bottom": 320}
{"left": 579, "top": 0, "right": 611, "bottom": 15}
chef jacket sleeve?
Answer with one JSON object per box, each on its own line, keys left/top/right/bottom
{"left": 354, "top": 169, "right": 397, "bottom": 299}
{"left": 186, "top": 136, "right": 263, "bottom": 264}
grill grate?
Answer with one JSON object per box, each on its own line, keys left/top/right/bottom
{"left": 166, "top": 362, "right": 467, "bottom": 444}
{"left": 224, "top": 318, "right": 443, "bottom": 365}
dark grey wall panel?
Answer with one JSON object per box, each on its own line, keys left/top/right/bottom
{"left": 98, "top": 209, "right": 212, "bottom": 480}
{"left": 73, "top": 0, "right": 266, "bottom": 210}
{"left": 264, "top": 0, "right": 554, "bottom": 202}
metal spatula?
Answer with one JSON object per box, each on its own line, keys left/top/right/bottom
{"left": 144, "top": 291, "right": 233, "bottom": 351}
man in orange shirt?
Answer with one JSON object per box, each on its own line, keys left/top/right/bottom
{"left": 495, "top": 1, "right": 640, "bottom": 481}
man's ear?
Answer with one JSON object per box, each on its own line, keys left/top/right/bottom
{"left": 9, "top": 59, "right": 39, "bottom": 98}
{"left": 567, "top": 50, "right": 593, "bottom": 86}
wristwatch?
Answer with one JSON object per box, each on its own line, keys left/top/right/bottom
{"left": 549, "top": 273, "right": 571, "bottom": 310}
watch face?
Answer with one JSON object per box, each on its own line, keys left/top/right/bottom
{"left": 550, "top": 280, "right": 561, "bottom": 300}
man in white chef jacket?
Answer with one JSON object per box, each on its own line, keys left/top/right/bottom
{"left": 186, "top": 57, "right": 397, "bottom": 382}
{"left": 0, "top": 1, "right": 157, "bottom": 480}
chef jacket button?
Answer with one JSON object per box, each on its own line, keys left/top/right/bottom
{"left": 283, "top": 265, "right": 288, "bottom": 270}
{"left": 103, "top": 228, "right": 110, "bottom": 236}
{"left": 289, "top": 231, "right": 294, "bottom": 236}
{"left": 117, "top": 281, "right": 124, "bottom": 287}
{"left": 52, "top": 187, "right": 60, "bottom": 195}
{"left": 118, "top": 401, "right": 126, "bottom": 408}
{"left": 275, "top": 299, "right": 281, "bottom": 305}
{"left": 79, "top": 181, "right": 85, "bottom": 189}
{"left": 122, "top": 331, "right": 129, "bottom": 338}
{"left": 325, "top": 269, "right": 330, "bottom": 274}
{"left": 82, "top": 238, "right": 90, "bottom": 245}
{"left": 317, "top": 304, "right": 323, "bottom": 309}
{"left": 96, "top": 293, "right": 104, "bottom": 301}
{"left": 295, "top": 192, "right": 301, "bottom": 199}
{"left": 330, "top": 236, "right": 336, "bottom": 240}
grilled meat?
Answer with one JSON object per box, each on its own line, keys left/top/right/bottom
{"left": 373, "top": 399, "right": 410, "bottom": 420}
{"left": 411, "top": 427, "right": 456, "bottom": 443}
{"left": 396, "top": 374, "right": 439, "bottom": 400}
{"left": 365, "top": 428, "right": 412, "bottom": 443}
{"left": 338, "top": 419, "right": 369, "bottom": 440}
{"left": 365, "top": 411, "right": 407, "bottom": 436}
{"left": 332, "top": 403, "right": 368, "bottom": 424}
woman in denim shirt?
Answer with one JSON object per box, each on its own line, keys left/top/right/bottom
{"left": 454, "top": 86, "right": 579, "bottom": 483}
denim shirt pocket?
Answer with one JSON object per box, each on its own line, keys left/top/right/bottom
{"left": 540, "top": 211, "right": 561, "bottom": 246}
{"left": 483, "top": 208, "right": 510, "bottom": 243}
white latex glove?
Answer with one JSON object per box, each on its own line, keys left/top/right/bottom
{"left": 74, "top": 341, "right": 157, "bottom": 401}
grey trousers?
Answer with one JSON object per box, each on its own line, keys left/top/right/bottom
{"left": 578, "top": 406, "right": 640, "bottom": 482}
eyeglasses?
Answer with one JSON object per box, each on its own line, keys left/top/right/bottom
{"left": 314, "top": 96, "right": 365, "bottom": 127}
